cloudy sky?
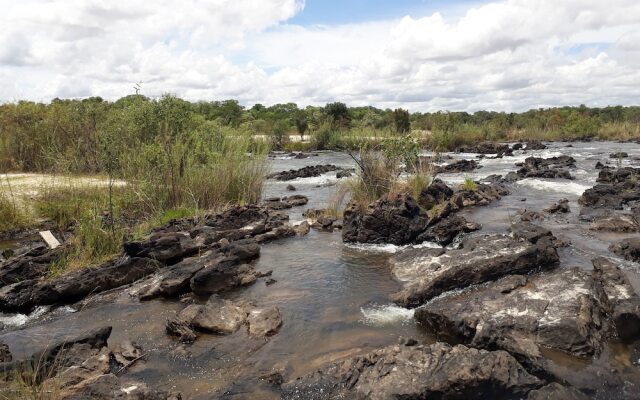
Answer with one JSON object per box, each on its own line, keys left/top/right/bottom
{"left": 1, "top": 0, "right": 639, "bottom": 111}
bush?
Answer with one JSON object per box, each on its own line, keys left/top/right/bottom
{"left": 463, "top": 177, "right": 478, "bottom": 192}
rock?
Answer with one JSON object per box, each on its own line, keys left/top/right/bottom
{"left": 58, "top": 373, "right": 182, "bottom": 400}
{"left": 265, "top": 278, "right": 277, "bottom": 286}
{"left": 0, "top": 244, "right": 59, "bottom": 284}
{"left": 286, "top": 184, "right": 296, "bottom": 191}
{"left": 415, "top": 215, "right": 481, "bottom": 246}
{"left": 166, "top": 304, "right": 200, "bottom": 343}
{"left": 124, "top": 233, "right": 198, "bottom": 265}
{"left": 282, "top": 195, "right": 309, "bottom": 207}
{"left": 525, "top": 140, "right": 547, "bottom": 150}
{"left": 596, "top": 167, "right": 640, "bottom": 184}
{"left": 389, "top": 230, "right": 559, "bottom": 307}
{"left": 510, "top": 222, "right": 556, "bottom": 244}
{"left": 433, "top": 159, "right": 480, "bottom": 174}
{"left": 415, "top": 268, "right": 608, "bottom": 375}
{"left": 590, "top": 213, "right": 639, "bottom": 232}
{"left": 592, "top": 257, "right": 640, "bottom": 341}
{"left": 248, "top": 306, "right": 282, "bottom": 337}
{"left": 311, "top": 216, "right": 337, "bottom": 231}
{"left": 418, "top": 179, "right": 453, "bottom": 209}
{"left": 610, "top": 152, "right": 629, "bottom": 158}
{"left": 517, "top": 209, "right": 544, "bottom": 222}
{"left": 342, "top": 194, "right": 430, "bottom": 245}
{"left": 111, "top": 340, "right": 142, "bottom": 366}
{"left": 456, "top": 142, "right": 511, "bottom": 155}
{"left": 336, "top": 170, "right": 353, "bottom": 178}
{"left": 293, "top": 221, "right": 310, "bottom": 236}
{"left": 0, "top": 341, "right": 11, "bottom": 362}
{"left": 595, "top": 161, "right": 606, "bottom": 169}
{"left": 609, "top": 238, "right": 640, "bottom": 262}
{"left": 192, "top": 297, "right": 250, "bottom": 334}
{"left": 282, "top": 342, "right": 542, "bottom": 400}
{"left": 516, "top": 156, "right": 576, "bottom": 180}
{"left": 204, "top": 205, "right": 268, "bottom": 231}
{"left": 544, "top": 198, "right": 570, "bottom": 213}
{"left": 267, "top": 165, "right": 340, "bottom": 181}
{"left": 579, "top": 181, "right": 640, "bottom": 209}
{"left": 0, "top": 257, "right": 162, "bottom": 313}
{"left": 447, "top": 182, "right": 509, "bottom": 210}
{"left": 255, "top": 225, "right": 296, "bottom": 243}
{"left": 527, "top": 383, "right": 588, "bottom": 400}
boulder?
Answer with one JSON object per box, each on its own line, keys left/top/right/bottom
{"left": 524, "top": 140, "right": 547, "bottom": 150}
{"left": 286, "top": 184, "right": 296, "bottom": 191}
{"left": 456, "top": 142, "right": 511, "bottom": 155}
{"left": 282, "top": 342, "right": 542, "bottom": 400}
{"left": 527, "top": 383, "right": 588, "bottom": 400}
{"left": 415, "top": 215, "right": 481, "bottom": 246}
{"left": 0, "top": 244, "right": 59, "bottom": 284}
{"left": 516, "top": 156, "right": 575, "bottom": 180}
{"left": 517, "top": 209, "right": 545, "bottom": 222}
{"left": 590, "top": 213, "right": 639, "bottom": 232}
{"left": 418, "top": 179, "right": 453, "bottom": 209}
{"left": 609, "top": 238, "right": 640, "bottom": 262}
{"left": 342, "top": 194, "right": 430, "bottom": 245}
{"left": 389, "top": 229, "right": 559, "bottom": 307}
{"left": 433, "top": 159, "right": 480, "bottom": 174}
{"left": 544, "top": 198, "right": 570, "bottom": 213}
{"left": 610, "top": 152, "right": 629, "bottom": 158}
{"left": 267, "top": 165, "right": 340, "bottom": 181}
{"left": 415, "top": 268, "right": 608, "bottom": 375}
{"left": 124, "top": 233, "right": 198, "bottom": 265}
{"left": 248, "top": 306, "right": 283, "bottom": 337}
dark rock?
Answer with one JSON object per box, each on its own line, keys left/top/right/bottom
{"left": 579, "top": 182, "right": 640, "bottom": 210}
{"left": 124, "top": 233, "right": 198, "bottom": 265}
{"left": 516, "top": 156, "right": 576, "bottom": 180}
{"left": 456, "top": 142, "right": 510, "bottom": 155}
{"left": 204, "top": 205, "right": 268, "bottom": 231}
{"left": 0, "top": 341, "right": 11, "bottom": 362}
{"left": 268, "top": 165, "right": 340, "bottom": 181}
{"left": 544, "top": 198, "right": 570, "bottom": 213}
{"left": 596, "top": 167, "right": 640, "bottom": 184}
{"left": 610, "top": 152, "right": 629, "bottom": 158}
{"left": 255, "top": 225, "right": 296, "bottom": 243}
{"left": 418, "top": 179, "right": 453, "bottom": 209}
{"left": 517, "top": 209, "right": 544, "bottom": 222}
{"left": 265, "top": 278, "right": 277, "bottom": 286}
{"left": 590, "top": 213, "right": 639, "bottom": 232}
{"left": 415, "top": 215, "right": 481, "bottom": 246}
{"left": 595, "top": 161, "right": 606, "bottom": 169}
{"left": 415, "top": 268, "right": 608, "bottom": 375}
{"left": 510, "top": 222, "right": 555, "bottom": 244}
{"left": 336, "top": 170, "right": 353, "bottom": 179}
{"left": 286, "top": 184, "right": 296, "bottom": 191}
{"left": 282, "top": 342, "right": 542, "bottom": 400}
{"left": 389, "top": 231, "right": 559, "bottom": 307}
{"left": 342, "top": 194, "right": 430, "bottom": 245}
{"left": 0, "top": 244, "right": 60, "bottom": 285}
{"left": 609, "top": 238, "right": 640, "bottom": 262}
{"left": 525, "top": 140, "right": 547, "bottom": 150}
{"left": 433, "top": 159, "right": 480, "bottom": 174}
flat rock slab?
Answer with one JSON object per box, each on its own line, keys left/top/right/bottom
{"left": 282, "top": 342, "right": 542, "bottom": 400}
{"left": 415, "top": 267, "right": 608, "bottom": 373}
{"left": 609, "top": 238, "right": 640, "bottom": 262}
{"left": 389, "top": 233, "right": 559, "bottom": 307}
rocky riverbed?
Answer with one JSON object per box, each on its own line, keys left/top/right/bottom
{"left": 1, "top": 142, "right": 640, "bottom": 399}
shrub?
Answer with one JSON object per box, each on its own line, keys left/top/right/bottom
{"left": 463, "top": 177, "right": 478, "bottom": 192}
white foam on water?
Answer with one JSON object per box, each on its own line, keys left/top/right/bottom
{"left": 516, "top": 178, "right": 592, "bottom": 196}
{"left": 0, "top": 306, "right": 49, "bottom": 327}
{"left": 360, "top": 304, "right": 415, "bottom": 326}
{"left": 284, "top": 172, "right": 339, "bottom": 186}
{"left": 345, "top": 241, "right": 441, "bottom": 254}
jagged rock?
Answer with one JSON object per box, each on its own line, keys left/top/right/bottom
{"left": 609, "top": 238, "right": 640, "bottom": 262}
{"left": 248, "top": 306, "right": 282, "bottom": 337}
{"left": 517, "top": 209, "right": 544, "bottom": 222}
{"left": 516, "top": 156, "right": 576, "bottom": 179}
{"left": 592, "top": 257, "right": 640, "bottom": 341}
{"left": 510, "top": 222, "right": 555, "bottom": 244}
{"left": 389, "top": 228, "right": 559, "bottom": 307}
{"left": 0, "top": 341, "right": 11, "bottom": 362}
{"left": 590, "top": 213, "right": 639, "bottom": 232}
{"left": 166, "top": 297, "right": 250, "bottom": 341}
{"left": 293, "top": 221, "right": 310, "bottom": 236}
{"left": 415, "top": 267, "right": 608, "bottom": 376}
{"left": 0, "top": 244, "right": 59, "bottom": 284}
{"left": 527, "top": 383, "right": 588, "bottom": 400}
{"left": 596, "top": 167, "right": 640, "bottom": 184}
{"left": 433, "top": 159, "right": 480, "bottom": 174}
{"left": 456, "top": 142, "right": 511, "bottom": 155}
{"left": 203, "top": 205, "right": 267, "bottom": 231}
{"left": 282, "top": 342, "right": 542, "bottom": 400}
{"left": 255, "top": 225, "right": 296, "bottom": 243}
{"left": 263, "top": 195, "right": 309, "bottom": 210}
{"left": 267, "top": 165, "right": 341, "bottom": 181}
{"left": 447, "top": 182, "right": 509, "bottom": 210}
{"left": 0, "top": 257, "right": 162, "bottom": 313}
{"left": 336, "top": 170, "right": 353, "bottom": 178}
{"left": 415, "top": 215, "right": 481, "bottom": 246}
{"left": 342, "top": 194, "right": 429, "bottom": 245}
{"left": 544, "top": 198, "right": 570, "bottom": 213}
{"left": 524, "top": 140, "right": 547, "bottom": 150}
{"left": 418, "top": 179, "right": 453, "bottom": 209}
{"left": 595, "top": 161, "right": 606, "bottom": 169}
{"left": 286, "top": 184, "right": 296, "bottom": 191}
{"left": 124, "top": 233, "right": 198, "bottom": 265}
{"left": 610, "top": 152, "right": 629, "bottom": 158}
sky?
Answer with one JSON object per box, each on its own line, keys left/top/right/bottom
{"left": 0, "top": 0, "right": 639, "bottom": 112}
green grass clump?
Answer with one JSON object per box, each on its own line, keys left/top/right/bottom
{"left": 462, "top": 177, "right": 478, "bottom": 192}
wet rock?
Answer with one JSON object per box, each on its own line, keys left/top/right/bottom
{"left": 448, "top": 182, "right": 509, "bottom": 210}
{"left": 516, "top": 156, "right": 576, "bottom": 179}
{"left": 342, "top": 194, "right": 429, "bottom": 245}
{"left": 456, "top": 142, "right": 510, "bottom": 155}
{"left": 255, "top": 225, "right": 296, "bottom": 243}
{"left": 510, "top": 222, "right": 555, "bottom": 244}
{"left": 415, "top": 268, "right": 608, "bottom": 375}
{"left": 517, "top": 209, "right": 545, "bottom": 222}
{"left": 0, "top": 341, "right": 11, "bottom": 362}
{"left": 596, "top": 166, "right": 640, "bottom": 184}
{"left": 204, "top": 205, "right": 268, "bottom": 231}
{"left": 193, "top": 297, "right": 250, "bottom": 334}
{"left": 415, "top": 215, "right": 481, "bottom": 246}
{"left": 595, "top": 161, "right": 606, "bottom": 169}
{"left": 0, "top": 243, "right": 58, "bottom": 284}
{"left": 592, "top": 257, "right": 640, "bottom": 341}
{"left": 267, "top": 164, "right": 340, "bottom": 181}
{"left": 418, "top": 179, "right": 453, "bottom": 209}
{"left": 336, "top": 170, "right": 353, "bottom": 179}
{"left": 111, "top": 340, "right": 143, "bottom": 366}
{"left": 590, "top": 213, "right": 639, "bottom": 232}
{"left": 524, "top": 140, "right": 547, "bottom": 150}
{"left": 579, "top": 181, "right": 640, "bottom": 209}
{"left": 265, "top": 278, "right": 277, "bottom": 286}
{"left": 293, "top": 221, "right": 310, "bottom": 236}
{"left": 166, "top": 304, "right": 200, "bottom": 343}
{"left": 544, "top": 198, "right": 570, "bottom": 213}
{"left": 389, "top": 230, "right": 559, "bottom": 307}
{"left": 527, "top": 383, "right": 588, "bottom": 400}
{"left": 311, "top": 216, "right": 338, "bottom": 231}
{"left": 286, "top": 184, "right": 296, "bottom": 191}
{"left": 282, "top": 195, "right": 309, "bottom": 207}
{"left": 282, "top": 342, "right": 542, "bottom": 400}
{"left": 248, "top": 306, "right": 282, "bottom": 337}
{"left": 609, "top": 238, "right": 640, "bottom": 262}
{"left": 124, "top": 233, "right": 198, "bottom": 265}
{"left": 433, "top": 159, "right": 480, "bottom": 174}
{"left": 58, "top": 373, "right": 182, "bottom": 400}
{"left": 610, "top": 152, "right": 629, "bottom": 158}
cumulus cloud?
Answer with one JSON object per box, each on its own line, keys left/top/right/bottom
{"left": 0, "top": 0, "right": 639, "bottom": 111}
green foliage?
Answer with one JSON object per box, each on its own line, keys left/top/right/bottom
{"left": 463, "top": 177, "right": 478, "bottom": 192}
{"left": 324, "top": 102, "right": 351, "bottom": 128}
{"left": 393, "top": 108, "right": 411, "bottom": 134}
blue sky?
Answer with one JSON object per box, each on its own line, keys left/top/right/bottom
{"left": 290, "top": 0, "right": 477, "bottom": 25}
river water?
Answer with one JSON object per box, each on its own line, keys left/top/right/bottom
{"left": 0, "top": 141, "right": 639, "bottom": 399}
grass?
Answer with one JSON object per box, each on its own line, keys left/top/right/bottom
{"left": 462, "top": 177, "right": 478, "bottom": 192}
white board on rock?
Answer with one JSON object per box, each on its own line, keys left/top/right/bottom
{"left": 39, "top": 230, "right": 61, "bottom": 249}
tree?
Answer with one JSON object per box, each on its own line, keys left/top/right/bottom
{"left": 324, "top": 102, "right": 351, "bottom": 128}
{"left": 393, "top": 108, "right": 411, "bottom": 134}
{"left": 294, "top": 112, "right": 308, "bottom": 140}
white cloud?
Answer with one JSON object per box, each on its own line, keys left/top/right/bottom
{"left": 0, "top": 0, "right": 639, "bottom": 111}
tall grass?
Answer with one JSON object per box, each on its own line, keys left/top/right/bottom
{"left": 0, "top": 177, "right": 29, "bottom": 232}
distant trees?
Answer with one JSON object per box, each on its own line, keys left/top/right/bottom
{"left": 324, "top": 102, "right": 351, "bottom": 128}
{"left": 393, "top": 108, "right": 410, "bottom": 134}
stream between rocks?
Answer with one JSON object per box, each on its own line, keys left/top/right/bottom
{"left": 1, "top": 141, "right": 639, "bottom": 399}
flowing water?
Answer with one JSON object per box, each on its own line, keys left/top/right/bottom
{"left": 1, "top": 142, "right": 640, "bottom": 398}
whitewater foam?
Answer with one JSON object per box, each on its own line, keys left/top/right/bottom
{"left": 344, "top": 241, "right": 441, "bottom": 254}
{"left": 516, "top": 178, "right": 591, "bottom": 196}
{"left": 0, "top": 306, "right": 49, "bottom": 327}
{"left": 360, "top": 304, "right": 415, "bottom": 326}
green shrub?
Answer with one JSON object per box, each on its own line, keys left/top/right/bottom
{"left": 462, "top": 177, "right": 478, "bottom": 192}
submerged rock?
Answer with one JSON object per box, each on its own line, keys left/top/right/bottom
{"left": 609, "top": 238, "right": 640, "bottom": 262}
{"left": 389, "top": 227, "right": 559, "bottom": 307}
{"left": 282, "top": 342, "right": 542, "bottom": 400}
{"left": 610, "top": 152, "right": 629, "bottom": 158}
{"left": 248, "top": 306, "right": 283, "bottom": 337}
